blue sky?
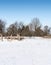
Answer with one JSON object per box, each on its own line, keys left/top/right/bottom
{"left": 0, "top": 0, "right": 51, "bottom": 27}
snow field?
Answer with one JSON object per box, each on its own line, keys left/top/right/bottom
{"left": 0, "top": 37, "right": 51, "bottom": 65}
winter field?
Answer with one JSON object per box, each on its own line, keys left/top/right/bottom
{"left": 0, "top": 37, "right": 51, "bottom": 65}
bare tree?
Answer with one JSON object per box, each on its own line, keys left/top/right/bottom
{"left": 18, "top": 22, "right": 24, "bottom": 29}
{"left": 7, "top": 22, "right": 18, "bottom": 36}
{"left": 0, "top": 20, "right": 5, "bottom": 35}
{"left": 44, "top": 25, "right": 50, "bottom": 35}
{"left": 18, "top": 22, "right": 24, "bottom": 34}
{"left": 29, "top": 18, "right": 41, "bottom": 31}
{"left": 0, "top": 20, "right": 5, "bottom": 40}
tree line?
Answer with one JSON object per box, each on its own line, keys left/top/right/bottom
{"left": 0, "top": 18, "right": 51, "bottom": 37}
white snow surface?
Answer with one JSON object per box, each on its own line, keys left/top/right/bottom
{"left": 0, "top": 37, "right": 51, "bottom": 65}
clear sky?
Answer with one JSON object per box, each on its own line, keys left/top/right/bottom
{"left": 0, "top": 0, "right": 51, "bottom": 27}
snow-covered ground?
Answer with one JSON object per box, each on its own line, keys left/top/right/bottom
{"left": 0, "top": 37, "right": 51, "bottom": 65}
